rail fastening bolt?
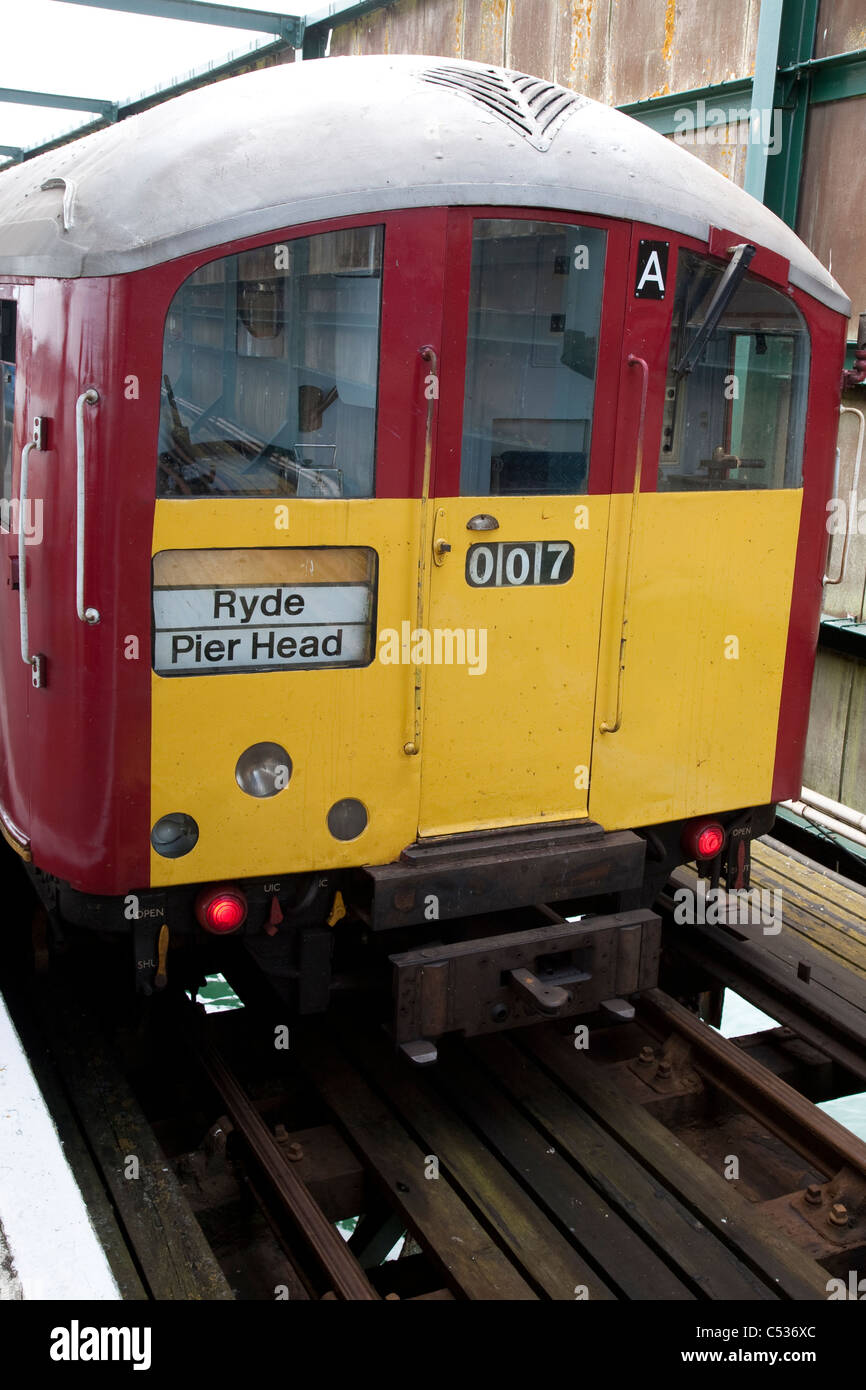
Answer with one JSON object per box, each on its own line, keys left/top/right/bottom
{"left": 285, "top": 1142, "right": 304, "bottom": 1162}
{"left": 804, "top": 1184, "right": 823, "bottom": 1206}
{"left": 828, "top": 1202, "right": 849, "bottom": 1227}
{"left": 638, "top": 1046, "right": 655, "bottom": 1066}
{"left": 656, "top": 1060, "right": 672, "bottom": 1079}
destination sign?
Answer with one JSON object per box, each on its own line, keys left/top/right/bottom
{"left": 153, "top": 582, "right": 374, "bottom": 674}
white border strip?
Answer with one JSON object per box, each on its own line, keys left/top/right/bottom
{"left": 0, "top": 991, "right": 120, "bottom": 1300}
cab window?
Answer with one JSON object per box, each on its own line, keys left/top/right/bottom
{"left": 460, "top": 219, "right": 606, "bottom": 496}
{"left": 659, "top": 252, "right": 810, "bottom": 491}
{"left": 158, "top": 226, "right": 383, "bottom": 498}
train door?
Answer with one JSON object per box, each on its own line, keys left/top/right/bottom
{"left": 0, "top": 287, "right": 32, "bottom": 854}
{"left": 589, "top": 230, "right": 810, "bottom": 829}
{"left": 418, "top": 211, "right": 631, "bottom": 836}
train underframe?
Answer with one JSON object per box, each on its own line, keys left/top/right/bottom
{"left": 25, "top": 804, "right": 775, "bottom": 1059}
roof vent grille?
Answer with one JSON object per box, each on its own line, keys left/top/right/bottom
{"left": 420, "top": 65, "right": 582, "bottom": 151}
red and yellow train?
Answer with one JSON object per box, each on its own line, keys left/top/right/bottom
{"left": 0, "top": 57, "right": 850, "bottom": 1053}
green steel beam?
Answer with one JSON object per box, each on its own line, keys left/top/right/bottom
{"left": 620, "top": 43, "right": 865, "bottom": 132}
{"left": 819, "top": 617, "right": 866, "bottom": 659}
{"left": 304, "top": 0, "right": 396, "bottom": 29}
{"left": 56, "top": 0, "right": 305, "bottom": 45}
{"left": 761, "top": 0, "right": 818, "bottom": 225}
{"left": 8, "top": 36, "right": 287, "bottom": 163}
{"left": 743, "top": 0, "right": 784, "bottom": 201}
{"left": 619, "top": 78, "right": 753, "bottom": 136}
{"left": 787, "top": 48, "right": 866, "bottom": 103}
{"left": 620, "top": 2, "right": 822, "bottom": 228}
{"left": 302, "top": 22, "right": 330, "bottom": 56}
{"left": 0, "top": 86, "right": 117, "bottom": 118}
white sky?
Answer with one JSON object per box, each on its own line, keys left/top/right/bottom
{"left": 0, "top": 0, "right": 306, "bottom": 155}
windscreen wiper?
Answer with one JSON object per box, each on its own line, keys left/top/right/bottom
{"left": 674, "top": 242, "right": 757, "bottom": 377}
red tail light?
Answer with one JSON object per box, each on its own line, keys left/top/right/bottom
{"left": 681, "top": 820, "right": 726, "bottom": 861}
{"left": 195, "top": 885, "right": 247, "bottom": 934}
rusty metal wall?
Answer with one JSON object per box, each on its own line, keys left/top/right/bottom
{"left": 798, "top": 95, "right": 866, "bottom": 344}
{"left": 330, "top": 1, "right": 761, "bottom": 181}
{"left": 816, "top": 0, "right": 866, "bottom": 57}
{"left": 330, "top": 0, "right": 760, "bottom": 105}
{"left": 665, "top": 119, "right": 752, "bottom": 185}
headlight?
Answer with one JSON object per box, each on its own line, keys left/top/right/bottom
{"left": 327, "top": 798, "right": 368, "bottom": 841}
{"left": 235, "top": 742, "right": 292, "bottom": 798}
{"left": 151, "top": 812, "right": 199, "bottom": 858}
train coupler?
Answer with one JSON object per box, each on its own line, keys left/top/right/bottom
{"left": 390, "top": 906, "right": 660, "bottom": 1057}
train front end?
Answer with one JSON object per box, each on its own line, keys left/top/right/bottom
{"left": 0, "top": 57, "right": 850, "bottom": 1050}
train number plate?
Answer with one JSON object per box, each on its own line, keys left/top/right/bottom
{"left": 465, "top": 540, "right": 574, "bottom": 588}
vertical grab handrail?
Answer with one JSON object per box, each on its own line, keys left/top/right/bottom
{"left": 19, "top": 431, "right": 37, "bottom": 667}
{"left": 824, "top": 403, "right": 866, "bottom": 587}
{"left": 403, "top": 345, "right": 437, "bottom": 757}
{"left": 600, "top": 354, "right": 650, "bottom": 734}
{"left": 75, "top": 388, "right": 101, "bottom": 625}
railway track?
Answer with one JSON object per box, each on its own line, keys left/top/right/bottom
{"left": 11, "top": 944, "right": 864, "bottom": 1303}
{"left": 659, "top": 862, "right": 866, "bottom": 1092}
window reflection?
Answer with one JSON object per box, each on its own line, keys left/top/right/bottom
{"left": 659, "top": 252, "right": 809, "bottom": 492}
{"left": 460, "top": 220, "right": 605, "bottom": 497}
{"left": 158, "top": 226, "right": 383, "bottom": 499}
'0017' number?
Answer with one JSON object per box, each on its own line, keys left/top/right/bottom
{"left": 465, "top": 540, "right": 574, "bottom": 588}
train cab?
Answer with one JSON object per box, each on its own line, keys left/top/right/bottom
{"left": 0, "top": 57, "right": 850, "bottom": 1048}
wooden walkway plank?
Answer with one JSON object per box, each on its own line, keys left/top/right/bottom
{"left": 342, "top": 1026, "right": 616, "bottom": 1300}
{"left": 670, "top": 867, "right": 866, "bottom": 1010}
{"left": 432, "top": 1042, "right": 694, "bottom": 1300}
{"left": 298, "top": 1031, "right": 538, "bottom": 1300}
{"left": 750, "top": 881, "right": 866, "bottom": 964}
{"left": 520, "top": 1027, "right": 831, "bottom": 1301}
{"left": 753, "top": 841, "right": 866, "bottom": 926}
{"left": 470, "top": 1034, "right": 779, "bottom": 1301}
{"left": 747, "top": 855, "right": 866, "bottom": 973}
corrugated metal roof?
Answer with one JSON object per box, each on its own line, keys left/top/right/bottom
{"left": 0, "top": 53, "right": 850, "bottom": 315}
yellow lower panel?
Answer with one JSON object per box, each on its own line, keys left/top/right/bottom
{"left": 419, "top": 495, "right": 610, "bottom": 835}
{"left": 589, "top": 489, "right": 802, "bottom": 830}
{"left": 149, "top": 499, "right": 422, "bottom": 887}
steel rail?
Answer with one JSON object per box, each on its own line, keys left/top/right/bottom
{"left": 196, "top": 1035, "right": 379, "bottom": 1300}
{"left": 637, "top": 988, "right": 866, "bottom": 1181}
